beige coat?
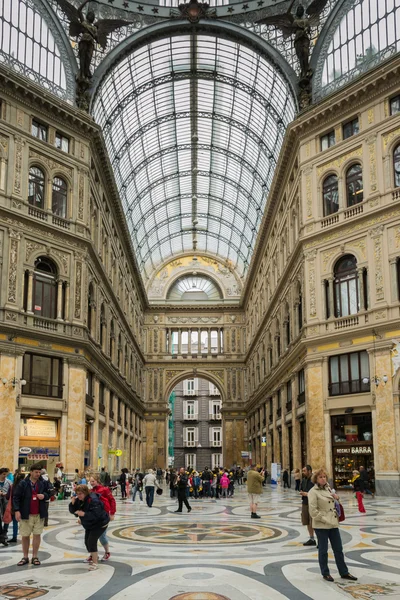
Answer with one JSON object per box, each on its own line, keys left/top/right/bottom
{"left": 246, "top": 469, "right": 263, "bottom": 495}
{"left": 308, "top": 484, "right": 339, "bottom": 530}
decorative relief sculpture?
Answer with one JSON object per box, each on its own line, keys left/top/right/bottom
{"left": 391, "top": 340, "right": 400, "bottom": 377}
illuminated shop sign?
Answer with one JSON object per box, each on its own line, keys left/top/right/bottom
{"left": 336, "top": 446, "right": 372, "bottom": 455}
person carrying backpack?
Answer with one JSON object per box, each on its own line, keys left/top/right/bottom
{"left": 87, "top": 475, "right": 116, "bottom": 562}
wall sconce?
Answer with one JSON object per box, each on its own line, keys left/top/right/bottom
{"left": 1, "top": 377, "right": 26, "bottom": 387}
{"left": 372, "top": 375, "right": 388, "bottom": 386}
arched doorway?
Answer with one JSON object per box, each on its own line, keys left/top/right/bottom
{"left": 168, "top": 376, "right": 222, "bottom": 471}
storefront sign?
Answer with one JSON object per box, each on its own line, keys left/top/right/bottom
{"left": 241, "top": 451, "right": 249, "bottom": 458}
{"left": 27, "top": 454, "right": 49, "bottom": 460}
{"left": 20, "top": 418, "right": 57, "bottom": 438}
{"left": 19, "top": 447, "right": 59, "bottom": 458}
{"left": 336, "top": 446, "right": 372, "bottom": 455}
{"left": 19, "top": 447, "right": 32, "bottom": 454}
{"left": 108, "top": 449, "right": 122, "bottom": 456}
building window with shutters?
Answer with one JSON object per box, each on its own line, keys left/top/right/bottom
{"left": 209, "top": 400, "right": 221, "bottom": 420}
{"left": 183, "top": 400, "right": 198, "bottom": 420}
{"left": 184, "top": 427, "right": 197, "bottom": 447}
{"left": 183, "top": 378, "right": 197, "bottom": 396}
{"left": 212, "top": 454, "right": 222, "bottom": 469}
{"left": 210, "top": 427, "right": 222, "bottom": 447}
{"left": 185, "top": 454, "right": 196, "bottom": 469}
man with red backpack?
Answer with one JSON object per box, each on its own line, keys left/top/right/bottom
{"left": 87, "top": 475, "right": 116, "bottom": 562}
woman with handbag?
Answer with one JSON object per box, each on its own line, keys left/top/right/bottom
{"left": 308, "top": 468, "right": 358, "bottom": 583}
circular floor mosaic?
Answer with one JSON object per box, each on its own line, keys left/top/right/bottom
{"left": 170, "top": 594, "right": 230, "bottom": 600}
{"left": 113, "top": 522, "right": 283, "bottom": 544}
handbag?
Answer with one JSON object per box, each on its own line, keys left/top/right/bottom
{"left": 338, "top": 502, "right": 345, "bottom": 522}
{"left": 156, "top": 488, "right": 163, "bottom": 496}
{"left": 3, "top": 497, "right": 12, "bottom": 524}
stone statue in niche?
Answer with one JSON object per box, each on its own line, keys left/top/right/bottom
{"left": 256, "top": 0, "right": 330, "bottom": 107}
{"left": 53, "top": 0, "right": 130, "bottom": 109}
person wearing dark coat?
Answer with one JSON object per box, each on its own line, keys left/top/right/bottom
{"left": 69, "top": 484, "right": 110, "bottom": 571}
{"left": 13, "top": 464, "right": 51, "bottom": 566}
{"left": 282, "top": 469, "right": 290, "bottom": 489}
{"left": 352, "top": 470, "right": 366, "bottom": 513}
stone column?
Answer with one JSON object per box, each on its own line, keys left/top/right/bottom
{"left": 178, "top": 329, "right": 182, "bottom": 355}
{"left": 188, "top": 329, "right": 192, "bottom": 354}
{"left": 56, "top": 279, "right": 63, "bottom": 320}
{"left": 327, "top": 278, "right": 334, "bottom": 318}
{"left": 217, "top": 329, "right": 222, "bottom": 355}
{"left": 26, "top": 270, "right": 34, "bottom": 314}
{"left": 91, "top": 377, "right": 100, "bottom": 470}
{"left": 305, "top": 358, "right": 326, "bottom": 468}
{"left": 292, "top": 374, "right": 301, "bottom": 471}
{"left": 0, "top": 353, "right": 18, "bottom": 467}
{"left": 389, "top": 259, "right": 398, "bottom": 302}
{"left": 66, "top": 361, "right": 86, "bottom": 475}
{"left": 64, "top": 283, "right": 70, "bottom": 322}
{"left": 281, "top": 386, "right": 289, "bottom": 470}
{"left": 357, "top": 268, "right": 365, "bottom": 311}
{"left": 373, "top": 346, "right": 400, "bottom": 495}
{"left": 197, "top": 328, "right": 201, "bottom": 353}
{"left": 208, "top": 328, "right": 212, "bottom": 355}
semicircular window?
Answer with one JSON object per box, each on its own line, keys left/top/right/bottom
{"left": 167, "top": 276, "right": 223, "bottom": 301}
{"left": 316, "top": 0, "right": 400, "bottom": 101}
{"left": 0, "top": 0, "right": 68, "bottom": 99}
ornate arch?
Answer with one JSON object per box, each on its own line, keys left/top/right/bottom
{"left": 164, "top": 369, "right": 226, "bottom": 405}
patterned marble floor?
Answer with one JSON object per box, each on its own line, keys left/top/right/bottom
{"left": 0, "top": 485, "right": 400, "bottom": 600}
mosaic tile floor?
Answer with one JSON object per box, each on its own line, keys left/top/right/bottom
{"left": 0, "top": 485, "right": 399, "bottom": 599}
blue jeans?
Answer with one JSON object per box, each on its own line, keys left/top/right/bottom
{"left": 132, "top": 485, "right": 143, "bottom": 501}
{"left": 314, "top": 528, "right": 349, "bottom": 577}
{"left": 99, "top": 527, "right": 108, "bottom": 547}
{"left": 145, "top": 486, "right": 155, "bottom": 507}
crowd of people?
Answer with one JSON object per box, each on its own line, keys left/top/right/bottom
{"left": 0, "top": 461, "right": 371, "bottom": 582}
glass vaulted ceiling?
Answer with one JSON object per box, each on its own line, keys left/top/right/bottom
{"left": 93, "top": 33, "right": 296, "bottom": 281}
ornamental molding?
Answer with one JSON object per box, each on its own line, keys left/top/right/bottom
{"left": 317, "top": 147, "right": 363, "bottom": 178}
{"left": 29, "top": 149, "right": 73, "bottom": 178}
{"left": 167, "top": 316, "right": 221, "bottom": 324}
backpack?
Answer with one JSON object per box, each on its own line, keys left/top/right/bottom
{"left": 194, "top": 476, "right": 201, "bottom": 487}
{"left": 94, "top": 490, "right": 111, "bottom": 514}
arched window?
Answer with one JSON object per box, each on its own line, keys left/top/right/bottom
{"left": 323, "top": 175, "right": 339, "bottom": 216}
{"left": 334, "top": 255, "right": 359, "bottom": 317}
{"left": 117, "top": 334, "right": 122, "bottom": 370}
{"left": 52, "top": 177, "right": 67, "bottom": 218}
{"left": 100, "top": 304, "right": 106, "bottom": 349}
{"left": 87, "top": 283, "right": 94, "bottom": 336}
{"left": 394, "top": 144, "right": 400, "bottom": 188}
{"left": 346, "top": 164, "right": 363, "bottom": 206}
{"left": 124, "top": 344, "right": 128, "bottom": 377}
{"left": 28, "top": 167, "right": 45, "bottom": 209}
{"left": 33, "top": 257, "right": 57, "bottom": 318}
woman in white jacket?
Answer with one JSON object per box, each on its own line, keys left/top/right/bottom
{"left": 308, "top": 468, "right": 358, "bottom": 583}
{"left": 143, "top": 470, "right": 160, "bottom": 507}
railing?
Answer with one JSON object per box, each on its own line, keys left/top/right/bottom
{"left": 334, "top": 315, "right": 359, "bottom": 329}
{"left": 23, "top": 382, "right": 62, "bottom": 398}
{"left": 184, "top": 440, "right": 196, "bottom": 447}
{"left": 85, "top": 394, "right": 94, "bottom": 407}
{"left": 211, "top": 440, "right": 222, "bottom": 447}
{"left": 28, "top": 205, "right": 48, "bottom": 221}
{"left": 33, "top": 316, "right": 58, "bottom": 331}
{"left": 99, "top": 403, "right": 106, "bottom": 414}
{"left": 297, "top": 391, "right": 306, "bottom": 405}
{"left": 183, "top": 413, "right": 198, "bottom": 420}
{"left": 344, "top": 204, "right": 363, "bottom": 219}
{"left": 183, "top": 390, "right": 198, "bottom": 396}
{"left": 52, "top": 214, "right": 70, "bottom": 229}
{"left": 209, "top": 413, "right": 222, "bottom": 420}
{"left": 329, "top": 379, "right": 370, "bottom": 396}
{"left": 321, "top": 213, "right": 339, "bottom": 228}
{"left": 392, "top": 188, "right": 400, "bottom": 201}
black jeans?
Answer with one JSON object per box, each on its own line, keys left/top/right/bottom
{"left": 85, "top": 526, "right": 106, "bottom": 554}
{"left": 145, "top": 486, "right": 155, "bottom": 507}
{"left": 120, "top": 483, "right": 126, "bottom": 498}
{"left": 314, "top": 528, "right": 349, "bottom": 577}
{"left": 177, "top": 490, "right": 191, "bottom": 512}
{"left": 202, "top": 481, "right": 211, "bottom": 497}
{"left": 295, "top": 480, "right": 301, "bottom": 491}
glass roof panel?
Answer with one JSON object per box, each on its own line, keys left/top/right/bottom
{"left": 92, "top": 32, "right": 296, "bottom": 280}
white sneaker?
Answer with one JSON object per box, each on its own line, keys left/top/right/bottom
{"left": 83, "top": 555, "right": 93, "bottom": 563}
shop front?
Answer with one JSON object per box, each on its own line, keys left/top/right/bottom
{"left": 19, "top": 417, "right": 60, "bottom": 475}
{"left": 331, "top": 412, "right": 374, "bottom": 490}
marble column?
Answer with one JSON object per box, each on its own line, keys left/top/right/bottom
{"left": 26, "top": 270, "right": 34, "bottom": 314}
{"left": 208, "top": 328, "right": 212, "bottom": 355}
{"left": 64, "top": 283, "right": 70, "bottom": 322}
{"left": 0, "top": 354, "right": 18, "bottom": 468}
{"left": 357, "top": 268, "right": 365, "bottom": 311}
{"left": 327, "top": 278, "right": 334, "bottom": 318}
{"left": 305, "top": 358, "right": 326, "bottom": 468}
{"left": 188, "top": 329, "right": 192, "bottom": 354}
{"left": 217, "top": 329, "right": 222, "bottom": 355}
{"left": 178, "top": 329, "right": 182, "bottom": 356}
{"left": 56, "top": 279, "right": 63, "bottom": 320}
{"left": 373, "top": 347, "right": 400, "bottom": 495}
{"left": 66, "top": 362, "right": 86, "bottom": 475}
{"left": 91, "top": 377, "right": 100, "bottom": 470}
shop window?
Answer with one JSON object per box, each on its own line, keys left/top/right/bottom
{"left": 390, "top": 95, "right": 400, "bottom": 115}
{"left": 55, "top": 131, "right": 70, "bottom": 153}
{"left": 320, "top": 130, "right": 335, "bottom": 151}
{"left": 28, "top": 166, "right": 45, "bottom": 209}
{"left": 22, "top": 353, "right": 62, "bottom": 398}
{"left": 394, "top": 143, "right": 400, "bottom": 188}
{"left": 31, "top": 257, "right": 57, "bottom": 319}
{"left": 297, "top": 369, "right": 305, "bottom": 405}
{"left": 31, "top": 119, "right": 48, "bottom": 142}
{"left": 342, "top": 117, "right": 359, "bottom": 140}
{"left": 346, "top": 164, "right": 364, "bottom": 206}
{"left": 322, "top": 174, "right": 339, "bottom": 216}
{"left": 328, "top": 350, "right": 370, "bottom": 396}
{"left": 331, "top": 413, "right": 374, "bottom": 490}
{"left": 333, "top": 255, "right": 359, "bottom": 317}
{"left": 52, "top": 176, "right": 67, "bottom": 218}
